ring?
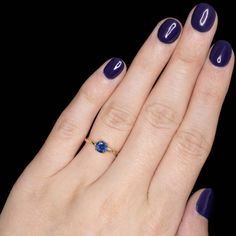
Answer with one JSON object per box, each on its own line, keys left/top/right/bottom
{"left": 85, "top": 138, "right": 118, "bottom": 156}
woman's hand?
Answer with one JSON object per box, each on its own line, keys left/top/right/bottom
{"left": 0, "top": 3, "right": 234, "bottom": 236}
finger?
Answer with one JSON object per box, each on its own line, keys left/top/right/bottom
{"left": 176, "top": 189, "right": 213, "bottom": 236}
{"left": 150, "top": 41, "right": 234, "bottom": 205}
{"left": 26, "top": 58, "right": 126, "bottom": 177}
{"left": 69, "top": 18, "right": 182, "bottom": 183}
{"left": 107, "top": 4, "right": 217, "bottom": 188}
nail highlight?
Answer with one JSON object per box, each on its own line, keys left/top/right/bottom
{"left": 191, "top": 3, "right": 216, "bottom": 32}
{"left": 157, "top": 19, "right": 181, "bottom": 44}
{"left": 103, "top": 58, "right": 125, "bottom": 79}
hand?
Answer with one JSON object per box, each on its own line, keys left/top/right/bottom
{"left": 0, "top": 3, "right": 234, "bottom": 236}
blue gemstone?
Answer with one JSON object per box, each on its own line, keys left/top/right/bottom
{"left": 95, "top": 140, "right": 108, "bottom": 153}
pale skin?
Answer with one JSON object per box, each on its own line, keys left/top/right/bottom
{"left": 0, "top": 5, "right": 234, "bottom": 236}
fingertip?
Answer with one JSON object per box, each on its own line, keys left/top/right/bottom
{"left": 176, "top": 188, "right": 211, "bottom": 236}
{"left": 190, "top": 3, "right": 217, "bottom": 33}
{"left": 209, "top": 40, "right": 232, "bottom": 68}
{"left": 157, "top": 18, "right": 182, "bottom": 44}
{"left": 196, "top": 188, "right": 214, "bottom": 220}
{"left": 103, "top": 57, "right": 126, "bottom": 80}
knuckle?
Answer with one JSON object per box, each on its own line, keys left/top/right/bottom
{"left": 198, "top": 87, "right": 222, "bottom": 104}
{"left": 79, "top": 84, "right": 99, "bottom": 105}
{"left": 144, "top": 102, "right": 179, "bottom": 130}
{"left": 12, "top": 176, "right": 49, "bottom": 203}
{"left": 175, "top": 49, "right": 202, "bottom": 66}
{"left": 175, "top": 129, "right": 211, "bottom": 157}
{"left": 55, "top": 115, "right": 79, "bottom": 139}
{"left": 101, "top": 103, "right": 134, "bottom": 131}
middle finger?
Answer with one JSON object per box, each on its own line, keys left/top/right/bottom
{"left": 105, "top": 3, "right": 217, "bottom": 189}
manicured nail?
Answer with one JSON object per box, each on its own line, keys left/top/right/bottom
{"left": 103, "top": 58, "right": 124, "bottom": 79}
{"left": 191, "top": 3, "right": 216, "bottom": 32}
{"left": 210, "top": 40, "right": 232, "bottom": 67}
{"left": 157, "top": 19, "right": 181, "bottom": 44}
{"left": 196, "top": 188, "right": 214, "bottom": 219}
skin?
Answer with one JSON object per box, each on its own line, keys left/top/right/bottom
{"left": 0, "top": 5, "right": 234, "bottom": 236}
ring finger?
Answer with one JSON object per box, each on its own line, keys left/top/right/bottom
{"left": 69, "top": 18, "right": 182, "bottom": 183}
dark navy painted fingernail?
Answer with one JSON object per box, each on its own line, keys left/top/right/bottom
{"left": 103, "top": 58, "right": 124, "bottom": 79}
{"left": 196, "top": 188, "right": 214, "bottom": 219}
{"left": 210, "top": 40, "right": 232, "bottom": 67}
{"left": 157, "top": 19, "right": 181, "bottom": 44}
{"left": 191, "top": 3, "right": 216, "bottom": 32}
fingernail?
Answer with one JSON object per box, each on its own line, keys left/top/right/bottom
{"left": 196, "top": 188, "right": 214, "bottom": 219}
{"left": 210, "top": 40, "right": 232, "bottom": 67}
{"left": 103, "top": 58, "right": 125, "bottom": 79}
{"left": 157, "top": 19, "right": 181, "bottom": 44}
{"left": 191, "top": 3, "right": 216, "bottom": 32}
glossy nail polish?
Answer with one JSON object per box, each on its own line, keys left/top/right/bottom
{"left": 157, "top": 19, "right": 181, "bottom": 44}
{"left": 191, "top": 3, "right": 216, "bottom": 32}
{"left": 196, "top": 188, "right": 214, "bottom": 219}
{"left": 210, "top": 40, "right": 232, "bottom": 67}
{"left": 103, "top": 58, "right": 124, "bottom": 79}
